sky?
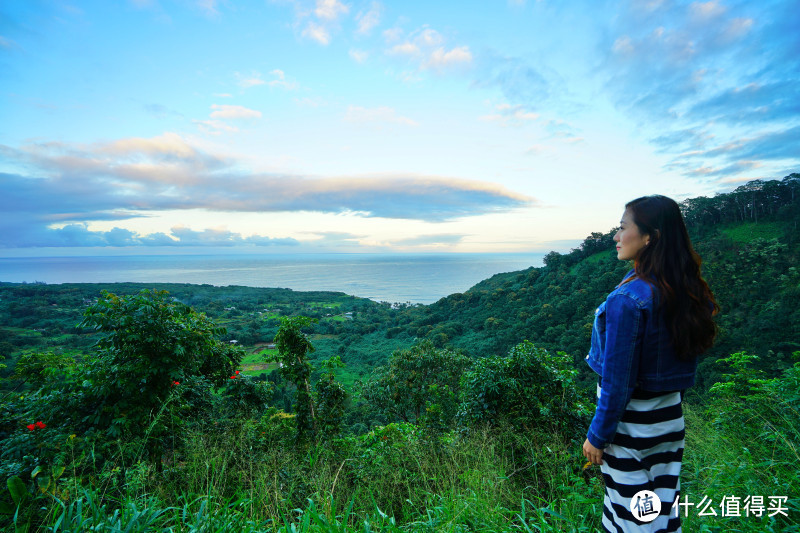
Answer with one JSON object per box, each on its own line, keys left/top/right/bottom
{"left": 1, "top": 0, "right": 798, "bottom": 256}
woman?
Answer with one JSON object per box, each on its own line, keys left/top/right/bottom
{"left": 582, "top": 195, "right": 718, "bottom": 532}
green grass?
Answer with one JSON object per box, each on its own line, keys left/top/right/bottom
{"left": 239, "top": 349, "right": 279, "bottom": 375}
{"left": 720, "top": 221, "right": 783, "bottom": 243}
{"left": 568, "top": 250, "right": 615, "bottom": 275}
{"left": 22, "top": 424, "right": 606, "bottom": 532}
{"left": 7, "top": 390, "right": 799, "bottom": 532}
{"left": 307, "top": 301, "right": 343, "bottom": 309}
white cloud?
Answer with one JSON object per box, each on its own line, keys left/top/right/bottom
{"left": 315, "top": 0, "right": 349, "bottom": 21}
{"left": 417, "top": 28, "right": 443, "bottom": 47}
{"left": 689, "top": 1, "right": 726, "bottom": 21}
{"left": 382, "top": 27, "right": 403, "bottom": 43}
{"left": 293, "top": 0, "right": 351, "bottom": 45}
{"left": 356, "top": 2, "right": 381, "bottom": 35}
{"left": 385, "top": 26, "right": 473, "bottom": 74}
{"left": 294, "top": 96, "right": 325, "bottom": 107}
{"left": 1, "top": 134, "right": 535, "bottom": 236}
{"left": 721, "top": 17, "right": 754, "bottom": 42}
{"left": 349, "top": 49, "right": 368, "bottom": 63}
{"left": 612, "top": 35, "right": 634, "bottom": 55}
{"left": 194, "top": 119, "right": 239, "bottom": 135}
{"left": 235, "top": 71, "right": 266, "bottom": 88}
{"left": 480, "top": 103, "right": 539, "bottom": 125}
{"left": 344, "top": 105, "right": 418, "bottom": 126}
{"left": 102, "top": 132, "right": 203, "bottom": 160}
{"left": 388, "top": 42, "right": 420, "bottom": 57}
{"left": 196, "top": 0, "right": 220, "bottom": 16}
{"left": 424, "top": 46, "right": 473, "bottom": 71}
{"left": 195, "top": 104, "right": 261, "bottom": 134}
{"left": 209, "top": 104, "right": 262, "bottom": 120}
{"left": 303, "top": 21, "right": 331, "bottom": 45}
{"left": 267, "top": 69, "right": 299, "bottom": 89}
{"left": 235, "top": 69, "right": 298, "bottom": 90}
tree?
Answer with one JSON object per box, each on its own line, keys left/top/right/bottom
{"left": 270, "top": 316, "right": 318, "bottom": 441}
{"left": 457, "top": 341, "right": 592, "bottom": 435}
{"left": 79, "top": 289, "right": 242, "bottom": 464}
{"left": 362, "top": 340, "right": 471, "bottom": 428}
{"left": 314, "top": 356, "right": 348, "bottom": 440}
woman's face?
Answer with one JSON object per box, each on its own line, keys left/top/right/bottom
{"left": 614, "top": 209, "right": 650, "bottom": 261}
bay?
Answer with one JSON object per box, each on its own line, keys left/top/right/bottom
{"left": 0, "top": 253, "right": 544, "bottom": 305}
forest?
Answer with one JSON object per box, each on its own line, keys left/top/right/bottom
{"left": 1, "top": 174, "right": 798, "bottom": 531}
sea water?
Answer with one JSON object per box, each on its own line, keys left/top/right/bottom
{"left": 0, "top": 253, "right": 544, "bottom": 305}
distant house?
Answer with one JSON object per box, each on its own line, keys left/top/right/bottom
{"left": 229, "top": 340, "right": 238, "bottom": 345}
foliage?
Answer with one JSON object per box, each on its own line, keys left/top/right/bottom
{"left": 682, "top": 352, "right": 800, "bottom": 532}
{"left": 458, "top": 341, "right": 592, "bottom": 436}
{"left": 219, "top": 373, "right": 274, "bottom": 419}
{"left": 1, "top": 289, "right": 246, "bottom": 490}
{"left": 314, "top": 357, "right": 348, "bottom": 441}
{"left": 270, "top": 316, "right": 319, "bottom": 441}
{"left": 362, "top": 340, "right": 470, "bottom": 432}
{"left": 75, "top": 290, "right": 242, "bottom": 461}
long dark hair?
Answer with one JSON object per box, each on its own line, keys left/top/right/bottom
{"left": 625, "top": 195, "right": 718, "bottom": 360}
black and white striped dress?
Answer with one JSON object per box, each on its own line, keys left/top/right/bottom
{"left": 598, "top": 384, "right": 685, "bottom": 533}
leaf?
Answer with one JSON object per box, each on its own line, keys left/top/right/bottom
{"left": 35, "top": 476, "right": 51, "bottom": 493}
{"left": 7, "top": 476, "right": 28, "bottom": 506}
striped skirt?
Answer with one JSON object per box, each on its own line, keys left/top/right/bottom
{"left": 598, "top": 384, "right": 685, "bottom": 533}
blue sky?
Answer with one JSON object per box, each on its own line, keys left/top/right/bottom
{"left": 1, "top": 0, "right": 798, "bottom": 255}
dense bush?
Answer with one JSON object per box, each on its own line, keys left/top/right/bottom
{"left": 457, "top": 341, "right": 593, "bottom": 436}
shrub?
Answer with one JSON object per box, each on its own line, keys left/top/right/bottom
{"left": 457, "top": 341, "right": 592, "bottom": 436}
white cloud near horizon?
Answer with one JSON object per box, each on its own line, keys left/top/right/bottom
{"left": 0, "top": 133, "right": 535, "bottom": 248}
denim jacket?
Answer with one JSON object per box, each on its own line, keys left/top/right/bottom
{"left": 585, "top": 270, "right": 698, "bottom": 449}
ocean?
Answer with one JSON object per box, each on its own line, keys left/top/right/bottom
{"left": 0, "top": 253, "right": 544, "bottom": 305}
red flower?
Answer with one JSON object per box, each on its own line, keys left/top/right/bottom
{"left": 171, "top": 380, "right": 180, "bottom": 387}
{"left": 35, "top": 421, "right": 46, "bottom": 429}
{"left": 229, "top": 376, "right": 236, "bottom": 379}
{"left": 235, "top": 370, "right": 240, "bottom": 375}
{"left": 27, "top": 423, "right": 35, "bottom": 431}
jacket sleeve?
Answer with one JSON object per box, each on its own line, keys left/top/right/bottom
{"left": 586, "top": 292, "right": 643, "bottom": 449}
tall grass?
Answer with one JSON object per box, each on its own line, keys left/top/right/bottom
{"left": 25, "top": 423, "right": 605, "bottom": 532}
{"left": 20, "top": 374, "right": 799, "bottom": 532}
{"left": 680, "top": 398, "right": 799, "bottom": 532}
